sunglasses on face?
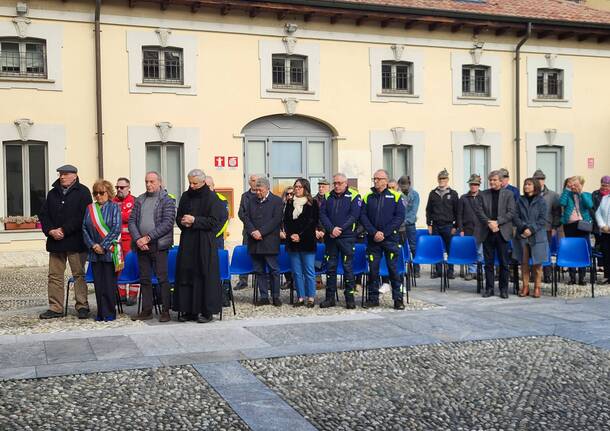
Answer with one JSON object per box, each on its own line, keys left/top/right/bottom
{"left": 92, "top": 191, "right": 107, "bottom": 196}
{"left": 286, "top": 192, "right": 294, "bottom": 196}
{"left": 115, "top": 185, "right": 128, "bottom": 190}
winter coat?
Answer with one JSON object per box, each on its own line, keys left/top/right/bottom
{"left": 360, "top": 187, "right": 405, "bottom": 242}
{"left": 457, "top": 193, "right": 485, "bottom": 245}
{"left": 512, "top": 195, "right": 549, "bottom": 265}
{"left": 559, "top": 189, "right": 593, "bottom": 225}
{"left": 242, "top": 192, "right": 283, "bottom": 255}
{"left": 540, "top": 186, "right": 561, "bottom": 231}
{"left": 283, "top": 199, "right": 319, "bottom": 253}
{"left": 82, "top": 201, "right": 122, "bottom": 263}
{"left": 403, "top": 189, "right": 420, "bottom": 226}
{"left": 128, "top": 189, "right": 176, "bottom": 251}
{"left": 319, "top": 188, "right": 361, "bottom": 238}
{"left": 595, "top": 195, "right": 610, "bottom": 230}
{"left": 39, "top": 178, "right": 92, "bottom": 253}
{"left": 425, "top": 188, "right": 459, "bottom": 227}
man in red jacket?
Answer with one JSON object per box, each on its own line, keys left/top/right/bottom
{"left": 113, "top": 177, "right": 138, "bottom": 305}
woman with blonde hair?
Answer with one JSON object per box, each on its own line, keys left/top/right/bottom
{"left": 82, "top": 180, "right": 122, "bottom": 321}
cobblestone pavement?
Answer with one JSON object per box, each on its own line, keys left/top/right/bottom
{"left": 244, "top": 336, "right": 610, "bottom": 431}
{"left": 0, "top": 366, "right": 249, "bottom": 431}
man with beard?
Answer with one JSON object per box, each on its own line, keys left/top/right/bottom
{"left": 113, "top": 177, "right": 138, "bottom": 305}
{"left": 174, "top": 169, "right": 227, "bottom": 323}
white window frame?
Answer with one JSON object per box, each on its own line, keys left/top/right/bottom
{"left": 0, "top": 21, "right": 62, "bottom": 91}
{"left": 462, "top": 145, "right": 490, "bottom": 190}
{"left": 451, "top": 51, "right": 500, "bottom": 106}
{"left": 259, "top": 39, "right": 320, "bottom": 100}
{"left": 127, "top": 125, "right": 199, "bottom": 196}
{"left": 381, "top": 61, "right": 413, "bottom": 94}
{"left": 3, "top": 140, "right": 48, "bottom": 217}
{"left": 370, "top": 46, "right": 423, "bottom": 103}
{"left": 142, "top": 46, "right": 184, "bottom": 85}
{"left": 527, "top": 55, "right": 573, "bottom": 108}
{"left": 271, "top": 54, "right": 308, "bottom": 90}
{"left": 461, "top": 65, "right": 491, "bottom": 97}
{"left": 369, "top": 129, "right": 424, "bottom": 188}
{"left": 451, "top": 131, "right": 502, "bottom": 194}
{"left": 526, "top": 131, "right": 574, "bottom": 181}
{"left": 127, "top": 30, "right": 197, "bottom": 95}
{"left": 145, "top": 141, "right": 184, "bottom": 198}
{"left": 383, "top": 144, "right": 412, "bottom": 180}
{"left": 0, "top": 38, "right": 47, "bottom": 78}
{"left": 536, "top": 68, "right": 563, "bottom": 100}
{"left": 535, "top": 145, "right": 564, "bottom": 192}
{"left": 0, "top": 123, "right": 66, "bottom": 222}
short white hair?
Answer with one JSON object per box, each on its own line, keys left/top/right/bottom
{"left": 187, "top": 169, "right": 206, "bottom": 182}
{"left": 255, "top": 177, "right": 270, "bottom": 189}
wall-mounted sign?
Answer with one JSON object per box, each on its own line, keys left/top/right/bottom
{"left": 587, "top": 157, "right": 594, "bottom": 169}
{"left": 214, "top": 156, "right": 225, "bottom": 168}
{"left": 227, "top": 156, "right": 239, "bottom": 168}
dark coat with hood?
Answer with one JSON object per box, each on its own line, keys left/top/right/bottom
{"left": 512, "top": 194, "right": 549, "bottom": 265}
{"left": 283, "top": 199, "right": 319, "bottom": 253}
{"left": 174, "top": 184, "right": 227, "bottom": 316}
{"left": 39, "top": 177, "right": 92, "bottom": 253}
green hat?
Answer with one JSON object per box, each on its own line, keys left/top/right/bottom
{"left": 467, "top": 174, "right": 481, "bottom": 185}
{"left": 437, "top": 169, "right": 449, "bottom": 179}
{"left": 533, "top": 169, "right": 546, "bottom": 180}
{"left": 318, "top": 178, "right": 330, "bottom": 185}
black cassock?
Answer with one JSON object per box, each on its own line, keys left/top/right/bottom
{"left": 174, "top": 184, "right": 227, "bottom": 317}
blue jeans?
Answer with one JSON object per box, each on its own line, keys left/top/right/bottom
{"left": 468, "top": 243, "right": 484, "bottom": 274}
{"left": 289, "top": 252, "right": 316, "bottom": 299}
{"left": 433, "top": 224, "right": 454, "bottom": 276}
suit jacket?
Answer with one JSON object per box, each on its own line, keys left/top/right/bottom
{"left": 242, "top": 192, "right": 283, "bottom": 255}
{"left": 474, "top": 188, "right": 516, "bottom": 242}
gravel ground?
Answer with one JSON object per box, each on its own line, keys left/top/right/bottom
{"left": 244, "top": 336, "right": 610, "bottom": 431}
{"left": 0, "top": 366, "right": 250, "bottom": 431}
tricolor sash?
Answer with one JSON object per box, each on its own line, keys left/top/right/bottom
{"left": 88, "top": 202, "right": 124, "bottom": 272}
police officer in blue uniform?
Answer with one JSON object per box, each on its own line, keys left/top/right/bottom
{"left": 319, "top": 173, "right": 361, "bottom": 309}
{"left": 360, "top": 169, "right": 406, "bottom": 310}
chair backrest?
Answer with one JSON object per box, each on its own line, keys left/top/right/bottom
{"left": 414, "top": 235, "right": 445, "bottom": 263}
{"left": 117, "top": 251, "right": 139, "bottom": 284}
{"left": 315, "top": 242, "right": 326, "bottom": 261}
{"left": 557, "top": 237, "right": 591, "bottom": 268}
{"left": 380, "top": 248, "right": 406, "bottom": 276}
{"left": 402, "top": 241, "right": 412, "bottom": 263}
{"left": 278, "top": 244, "right": 291, "bottom": 273}
{"left": 84, "top": 263, "right": 94, "bottom": 283}
{"left": 229, "top": 245, "right": 254, "bottom": 274}
{"left": 217, "top": 249, "right": 230, "bottom": 280}
{"left": 448, "top": 236, "right": 478, "bottom": 263}
{"left": 167, "top": 247, "right": 178, "bottom": 284}
{"left": 550, "top": 234, "right": 559, "bottom": 256}
{"left": 416, "top": 229, "right": 429, "bottom": 240}
{"left": 352, "top": 243, "right": 368, "bottom": 275}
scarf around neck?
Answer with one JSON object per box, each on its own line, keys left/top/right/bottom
{"left": 292, "top": 196, "right": 308, "bottom": 219}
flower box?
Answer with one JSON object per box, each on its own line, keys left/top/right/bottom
{"left": 4, "top": 222, "right": 37, "bottom": 230}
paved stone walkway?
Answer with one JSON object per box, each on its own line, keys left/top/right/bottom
{"left": 1, "top": 280, "right": 609, "bottom": 430}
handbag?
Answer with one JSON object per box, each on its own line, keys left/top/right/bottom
{"left": 577, "top": 220, "right": 593, "bottom": 233}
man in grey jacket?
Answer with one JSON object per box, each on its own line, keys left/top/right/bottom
{"left": 475, "top": 170, "right": 516, "bottom": 298}
{"left": 128, "top": 171, "right": 176, "bottom": 321}
{"left": 533, "top": 169, "right": 561, "bottom": 283}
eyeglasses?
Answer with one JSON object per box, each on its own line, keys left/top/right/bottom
{"left": 333, "top": 181, "right": 346, "bottom": 185}
{"left": 294, "top": 185, "right": 303, "bottom": 189}
{"left": 373, "top": 177, "right": 388, "bottom": 182}
{"left": 115, "top": 185, "right": 128, "bottom": 190}
{"left": 92, "top": 191, "right": 107, "bottom": 196}
{"left": 286, "top": 192, "right": 294, "bottom": 196}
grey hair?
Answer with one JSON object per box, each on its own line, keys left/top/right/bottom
{"left": 255, "top": 177, "right": 270, "bottom": 189}
{"left": 145, "top": 171, "right": 162, "bottom": 183}
{"left": 373, "top": 169, "right": 390, "bottom": 179}
{"left": 205, "top": 176, "right": 215, "bottom": 187}
{"left": 333, "top": 172, "right": 347, "bottom": 181}
{"left": 248, "top": 173, "right": 261, "bottom": 181}
{"left": 187, "top": 169, "right": 206, "bottom": 181}
{"left": 488, "top": 170, "right": 502, "bottom": 180}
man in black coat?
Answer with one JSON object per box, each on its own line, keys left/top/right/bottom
{"left": 236, "top": 174, "right": 259, "bottom": 290}
{"left": 242, "top": 177, "right": 283, "bottom": 306}
{"left": 38, "top": 165, "right": 92, "bottom": 319}
{"left": 457, "top": 174, "right": 485, "bottom": 281}
{"left": 475, "top": 170, "right": 516, "bottom": 298}
{"left": 425, "top": 169, "right": 459, "bottom": 279}
{"left": 174, "top": 169, "right": 227, "bottom": 323}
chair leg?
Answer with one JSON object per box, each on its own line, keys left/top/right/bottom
{"left": 590, "top": 264, "right": 595, "bottom": 298}
{"left": 115, "top": 288, "right": 123, "bottom": 314}
{"left": 252, "top": 275, "right": 258, "bottom": 305}
{"left": 219, "top": 281, "right": 224, "bottom": 321}
{"left": 229, "top": 284, "right": 237, "bottom": 316}
{"left": 64, "top": 281, "right": 71, "bottom": 317}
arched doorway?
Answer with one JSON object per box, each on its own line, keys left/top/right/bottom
{"left": 242, "top": 115, "right": 334, "bottom": 195}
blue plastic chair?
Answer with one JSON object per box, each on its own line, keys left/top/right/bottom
{"left": 447, "top": 236, "right": 482, "bottom": 293}
{"left": 277, "top": 244, "right": 295, "bottom": 304}
{"left": 229, "top": 245, "right": 254, "bottom": 276}
{"left": 413, "top": 235, "right": 447, "bottom": 291}
{"left": 555, "top": 237, "right": 594, "bottom": 297}
{"left": 217, "top": 249, "right": 236, "bottom": 319}
{"left": 315, "top": 242, "right": 326, "bottom": 276}
{"left": 378, "top": 246, "right": 410, "bottom": 304}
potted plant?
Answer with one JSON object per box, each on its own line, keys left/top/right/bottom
{"left": 1, "top": 215, "right": 39, "bottom": 230}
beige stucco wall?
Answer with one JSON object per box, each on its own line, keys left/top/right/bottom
{"left": 0, "top": 0, "right": 609, "bottom": 257}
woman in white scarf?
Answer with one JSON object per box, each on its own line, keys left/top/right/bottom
{"left": 283, "top": 178, "right": 320, "bottom": 307}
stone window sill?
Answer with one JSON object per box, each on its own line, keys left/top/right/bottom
{"left": 136, "top": 82, "right": 191, "bottom": 89}
{"left": 532, "top": 98, "right": 569, "bottom": 103}
{"left": 376, "top": 92, "right": 420, "bottom": 99}
{"left": 266, "top": 88, "right": 315, "bottom": 95}
{"left": 457, "top": 95, "right": 497, "bottom": 101}
{"left": 0, "top": 77, "right": 55, "bottom": 84}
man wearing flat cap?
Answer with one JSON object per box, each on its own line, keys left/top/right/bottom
{"left": 533, "top": 169, "right": 561, "bottom": 283}
{"left": 457, "top": 174, "right": 485, "bottom": 281}
{"left": 38, "top": 165, "right": 93, "bottom": 319}
{"left": 314, "top": 178, "right": 331, "bottom": 288}
{"left": 425, "top": 169, "right": 459, "bottom": 279}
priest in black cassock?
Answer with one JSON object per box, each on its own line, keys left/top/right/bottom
{"left": 174, "top": 169, "right": 227, "bottom": 323}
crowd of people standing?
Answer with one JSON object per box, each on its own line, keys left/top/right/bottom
{"left": 36, "top": 163, "right": 610, "bottom": 323}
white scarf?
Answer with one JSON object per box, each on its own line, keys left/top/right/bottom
{"left": 292, "top": 196, "right": 308, "bottom": 219}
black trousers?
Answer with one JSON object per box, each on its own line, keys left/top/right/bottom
{"left": 600, "top": 233, "right": 610, "bottom": 279}
{"left": 137, "top": 247, "right": 171, "bottom": 313}
{"left": 92, "top": 261, "right": 118, "bottom": 319}
{"left": 563, "top": 222, "right": 588, "bottom": 282}
{"left": 483, "top": 232, "right": 510, "bottom": 294}
{"left": 251, "top": 254, "right": 280, "bottom": 299}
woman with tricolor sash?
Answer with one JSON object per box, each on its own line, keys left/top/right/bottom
{"left": 82, "top": 179, "right": 122, "bottom": 321}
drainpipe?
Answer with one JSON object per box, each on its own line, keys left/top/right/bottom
{"left": 95, "top": 0, "right": 104, "bottom": 177}
{"left": 514, "top": 22, "right": 531, "bottom": 185}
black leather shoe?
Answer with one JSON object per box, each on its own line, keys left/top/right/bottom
{"left": 500, "top": 290, "right": 509, "bottom": 299}
{"left": 197, "top": 313, "right": 213, "bottom": 323}
{"left": 39, "top": 309, "right": 63, "bottom": 320}
{"left": 393, "top": 300, "right": 405, "bottom": 310}
{"left": 482, "top": 290, "right": 494, "bottom": 298}
{"left": 364, "top": 299, "right": 380, "bottom": 308}
{"left": 448, "top": 273, "right": 456, "bottom": 280}
{"left": 77, "top": 308, "right": 90, "bottom": 319}
{"left": 255, "top": 298, "right": 270, "bottom": 306}
{"left": 178, "top": 313, "right": 195, "bottom": 322}
{"left": 319, "top": 299, "right": 336, "bottom": 308}
{"left": 430, "top": 273, "right": 439, "bottom": 279}
{"left": 578, "top": 280, "right": 587, "bottom": 286}
{"left": 272, "top": 298, "right": 282, "bottom": 307}
{"left": 345, "top": 295, "right": 356, "bottom": 309}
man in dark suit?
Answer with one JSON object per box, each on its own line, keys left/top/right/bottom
{"left": 242, "top": 177, "right": 284, "bottom": 306}
{"left": 236, "top": 174, "right": 260, "bottom": 290}
{"left": 475, "top": 170, "right": 516, "bottom": 298}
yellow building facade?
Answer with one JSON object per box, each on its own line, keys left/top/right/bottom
{"left": 0, "top": 0, "right": 609, "bottom": 260}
